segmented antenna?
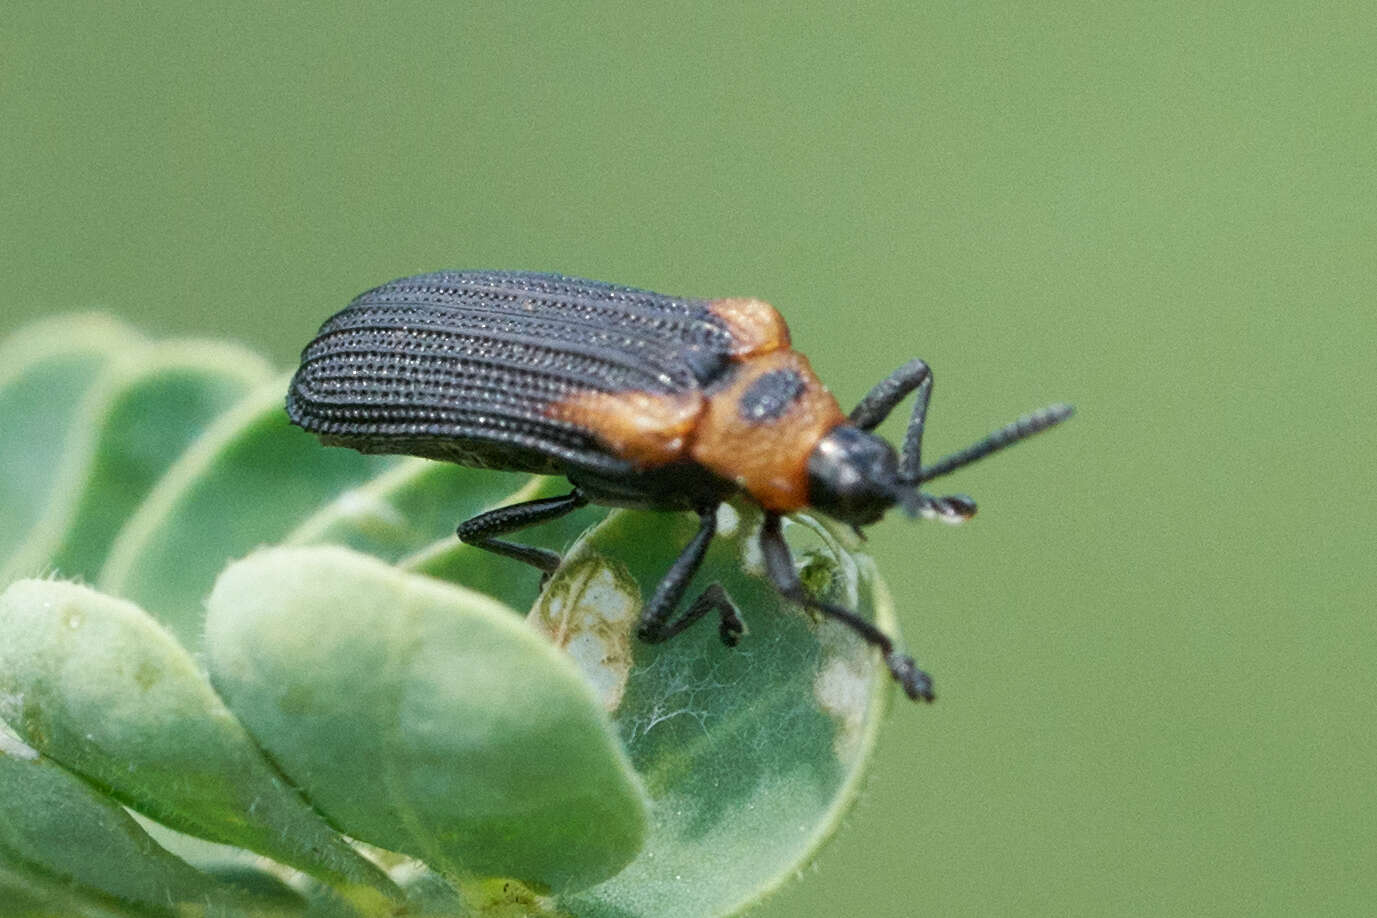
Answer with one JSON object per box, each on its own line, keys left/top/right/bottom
{"left": 917, "top": 403, "right": 1074, "bottom": 484}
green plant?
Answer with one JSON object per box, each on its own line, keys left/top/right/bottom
{"left": 0, "top": 315, "right": 908, "bottom": 917}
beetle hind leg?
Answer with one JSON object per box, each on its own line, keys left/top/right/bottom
{"left": 456, "top": 489, "right": 589, "bottom": 578}
{"left": 759, "top": 513, "right": 935, "bottom": 702}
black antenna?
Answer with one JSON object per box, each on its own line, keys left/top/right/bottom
{"left": 919, "top": 403, "right": 1074, "bottom": 483}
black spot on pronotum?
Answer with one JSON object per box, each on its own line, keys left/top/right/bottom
{"left": 738, "top": 369, "right": 806, "bottom": 423}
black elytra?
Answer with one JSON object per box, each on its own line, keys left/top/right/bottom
{"left": 288, "top": 270, "right": 1074, "bottom": 702}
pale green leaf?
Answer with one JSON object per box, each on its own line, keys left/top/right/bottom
{"left": 0, "top": 848, "right": 150, "bottom": 918}
{"left": 129, "top": 816, "right": 319, "bottom": 913}
{"left": 0, "top": 314, "right": 142, "bottom": 574}
{"left": 6, "top": 340, "right": 271, "bottom": 584}
{"left": 0, "top": 722, "right": 224, "bottom": 912}
{"left": 204, "top": 546, "right": 649, "bottom": 895}
{"left": 0, "top": 578, "right": 399, "bottom": 899}
{"left": 284, "top": 457, "right": 529, "bottom": 560}
{"left": 99, "top": 376, "right": 394, "bottom": 648}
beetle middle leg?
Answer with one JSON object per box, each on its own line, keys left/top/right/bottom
{"left": 759, "top": 513, "right": 934, "bottom": 702}
{"left": 636, "top": 506, "right": 744, "bottom": 648}
{"left": 457, "top": 489, "right": 589, "bottom": 577}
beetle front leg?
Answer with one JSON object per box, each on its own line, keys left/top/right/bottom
{"left": 636, "top": 507, "right": 743, "bottom": 648}
{"left": 851, "top": 359, "right": 980, "bottom": 521}
{"left": 849, "top": 358, "right": 932, "bottom": 484}
{"left": 759, "top": 513, "right": 934, "bottom": 702}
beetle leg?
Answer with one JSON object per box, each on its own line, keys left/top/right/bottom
{"left": 456, "top": 489, "right": 589, "bottom": 576}
{"left": 637, "top": 507, "right": 742, "bottom": 647}
{"left": 848, "top": 358, "right": 932, "bottom": 484}
{"left": 759, "top": 513, "right": 934, "bottom": 702}
{"left": 642, "top": 583, "right": 745, "bottom": 647}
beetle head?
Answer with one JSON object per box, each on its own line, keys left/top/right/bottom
{"left": 808, "top": 425, "right": 978, "bottom": 528}
{"left": 807, "top": 426, "right": 908, "bottom": 527}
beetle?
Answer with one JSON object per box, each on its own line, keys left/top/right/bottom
{"left": 287, "top": 270, "right": 1072, "bottom": 701}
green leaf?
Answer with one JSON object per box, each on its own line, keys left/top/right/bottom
{"left": 283, "top": 457, "right": 530, "bottom": 560}
{"left": 125, "top": 817, "right": 326, "bottom": 915}
{"left": 204, "top": 546, "right": 649, "bottom": 895}
{"left": 5, "top": 339, "right": 272, "bottom": 584}
{"left": 0, "top": 578, "right": 400, "bottom": 899}
{"left": 0, "top": 722, "right": 223, "bottom": 912}
{"left": 0, "top": 849, "right": 149, "bottom": 918}
{"left": 543, "top": 506, "right": 893, "bottom": 918}
{"left": 0, "top": 314, "right": 143, "bottom": 575}
{"left": 53, "top": 342, "right": 273, "bottom": 581}
{"left": 99, "top": 376, "right": 394, "bottom": 648}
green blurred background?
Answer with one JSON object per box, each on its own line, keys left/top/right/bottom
{"left": 3, "top": 3, "right": 1372, "bottom": 915}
